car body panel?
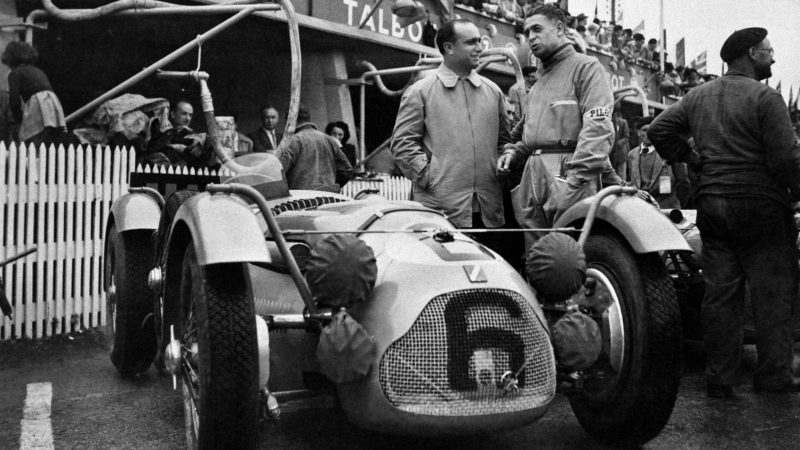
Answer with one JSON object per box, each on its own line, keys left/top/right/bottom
{"left": 555, "top": 194, "right": 691, "bottom": 252}
{"left": 172, "top": 192, "right": 271, "bottom": 265}
{"left": 109, "top": 192, "right": 161, "bottom": 232}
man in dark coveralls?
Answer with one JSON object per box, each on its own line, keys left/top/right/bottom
{"left": 648, "top": 27, "right": 800, "bottom": 398}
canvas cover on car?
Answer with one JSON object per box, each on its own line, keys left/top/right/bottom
{"left": 305, "top": 234, "right": 377, "bottom": 309}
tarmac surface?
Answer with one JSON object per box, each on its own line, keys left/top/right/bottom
{"left": 1, "top": 330, "right": 800, "bottom": 449}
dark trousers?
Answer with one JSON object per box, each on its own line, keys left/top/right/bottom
{"left": 696, "top": 195, "right": 799, "bottom": 388}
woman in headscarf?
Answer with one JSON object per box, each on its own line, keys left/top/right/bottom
{"left": 2, "top": 41, "right": 66, "bottom": 146}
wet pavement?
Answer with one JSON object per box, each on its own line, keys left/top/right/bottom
{"left": 1, "top": 331, "right": 799, "bottom": 449}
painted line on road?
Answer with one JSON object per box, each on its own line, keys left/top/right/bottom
{"left": 20, "top": 382, "right": 54, "bottom": 450}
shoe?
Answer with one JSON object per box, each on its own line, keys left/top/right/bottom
{"left": 754, "top": 376, "right": 800, "bottom": 393}
{"left": 706, "top": 383, "right": 734, "bottom": 398}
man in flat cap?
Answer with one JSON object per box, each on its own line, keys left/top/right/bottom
{"left": 649, "top": 28, "right": 800, "bottom": 398}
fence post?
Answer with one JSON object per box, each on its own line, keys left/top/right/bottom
{"left": 0, "top": 143, "right": 7, "bottom": 340}
{"left": 64, "top": 145, "right": 77, "bottom": 334}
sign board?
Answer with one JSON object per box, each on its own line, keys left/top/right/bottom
{"left": 676, "top": 38, "right": 685, "bottom": 68}
{"left": 311, "top": 0, "right": 517, "bottom": 48}
{"left": 695, "top": 50, "right": 707, "bottom": 74}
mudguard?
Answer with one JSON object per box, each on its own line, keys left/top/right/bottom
{"left": 555, "top": 194, "right": 691, "bottom": 253}
{"left": 109, "top": 192, "right": 161, "bottom": 232}
{"left": 171, "top": 192, "right": 270, "bottom": 265}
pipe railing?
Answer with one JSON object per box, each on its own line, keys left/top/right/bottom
{"left": 613, "top": 84, "right": 650, "bottom": 117}
{"left": 38, "top": 0, "right": 301, "bottom": 139}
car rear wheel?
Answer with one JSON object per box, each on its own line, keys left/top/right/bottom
{"left": 569, "top": 232, "right": 682, "bottom": 447}
{"left": 104, "top": 224, "right": 157, "bottom": 377}
{"left": 179, "top": 243, "right": 259, "bottom": 450}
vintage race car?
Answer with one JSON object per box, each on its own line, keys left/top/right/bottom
{"left": 102, "top": 69, "right": 688, "bottom": 448}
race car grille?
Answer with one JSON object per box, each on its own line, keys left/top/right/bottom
{"left": 379, "top": 289, "right": 556, "bottom": 416}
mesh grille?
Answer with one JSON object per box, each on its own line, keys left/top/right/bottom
{"left": 380, "top": 289, "right": 556, "bottom": 416}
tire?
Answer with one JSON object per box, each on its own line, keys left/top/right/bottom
{"left": 569, "top": 232, "right": 682, "bottom": 447}
{"left": 179, "top": 244, "right": 259, "bottom": 450}
{"left": 104, "top": 224, "right": 157, "bottom": 377}
{"left": 153, "top": 190, "right": 199, "bottom": 372}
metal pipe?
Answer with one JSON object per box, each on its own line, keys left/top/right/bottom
{"left": 60, "top": 0, "right": 300, "bottom": 131}
{"left": 577, "top": 185, "right": 638, "bottom": 247}
{"left": 65, "top": 6, "right": 261, "bottom": 124}
{"left": 0, "top": 247, "right": 37, "bottom": 267}
{"left": 128, "top": 186, "right": 165, "bottom": 208}
{"left": 477, "top": 47, "right": 524, "bottom": 87}
{"left": 357, "top": 61, "right": 439, "bottom": 172}
{"left": 24, "top": 9, "right": 48, "bottom": 44}
{"left": 280, "top": 227, "right": 579, "bottom": 236}
{"left": 613, "top": 85, "right": 649, "bottom": 117}
{"left": 206, "top": 183, "right": 317, "bottom": 315}
{"left": 358, "top": 0, "right": 385, "bottom": 29}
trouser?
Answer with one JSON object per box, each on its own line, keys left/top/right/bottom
{"left": 696, "top": 195, "right": 799, "bottom": 388}
{"left": 511, "top": 154, "right": 596, "bottom": 251}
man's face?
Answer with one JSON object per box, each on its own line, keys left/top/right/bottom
{"left": 261, "top": 108, "right": 279, "bottom": 131}
{"left": 638, "top": 124, "right": 651, "bottom": 146}
{"left": 634, "top": 38, "right": 644, "bottom": 49}
{"left": 750, "top": 38, "right": 774, "bottom": 81}
{"left": 525, "top": 71, "right": 538, "bottom": 87}
{"left": 647, "top": 42, "right": 657, "bottom": 51}
{"left": 525, "top": 14, "right": 565, "bottom": 59}
{"left": 444, "top": 22, "right": 483, "bottom": 71}
{"left": 170, "top": 102, "right": 193, "bottom": 128}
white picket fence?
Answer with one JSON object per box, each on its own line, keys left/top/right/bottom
{"left": 0, "top": 142, "right": 412, "bottom": 341}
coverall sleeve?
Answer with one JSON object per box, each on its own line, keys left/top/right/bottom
{"left": 759, "top": 91, "right": 800, "bottom": 200}
{"left": 567, "top": 61, "right": 616, "bottom": 181}
{"left": 647, "top": 100, "right": 695, "bottom": 164}
{"left": 391, "top": 86, "right": 429, "bottom": 184}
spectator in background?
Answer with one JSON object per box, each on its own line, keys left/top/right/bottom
{"left": 611, "top": 25, "right": 624, "bottom": 51}
{"left": 660, "top": 62, "right": 683, "bottom": 97}
{"left": 681, "top": 68, "right": 704, "bottom": 93}
{"left": 325, "top": 120, "right": 358, "bottom": 167}
{"left": 144, "top": 100, "right": 214, "bottom": 168}
{"left": 1, "top": 41, "right": 66, "bottom": 147}
{"left": 623, "top": 33, "right": 648, "bottom": 60}
{"left": 585, "top": 22, "right": 611, "bottom": 51}
{"left": 576, "top": 25, "right": 588, "bottom": 41}
{"left": 575, "top": 13, "right": 588, "bottom": 29}
{"left": 248, "top": 104, "right": 283, "bottom": 153}
{"left": 508, "top": 65, "right": 538, "bottom": 121}
{"left": 277, "top": 106, "right": 352, "bottom": 191}
{"left": 676, "top": 65, "right": 686, "bottom": 80}
{"left": 611, "top": 108, "right": 630, "bottom": 178}
{"left": 626, "top": 116, "right": 682, "bottom": 209}
{"left": 645, "top": 38, "right": 660, "bottom": 62}
{"left": 599, "top": 22, "right": 615, "bottom": 46}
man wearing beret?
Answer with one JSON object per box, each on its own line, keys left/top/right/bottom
{"left": 497, "top": 4, "right": 622, "bottom": 247}
{"left": 648, "top": 27, "right": 800, "bottom": 397}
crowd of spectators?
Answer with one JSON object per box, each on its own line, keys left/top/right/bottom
{"left": 454, "top": 1, "right": 703, "bottom": 97}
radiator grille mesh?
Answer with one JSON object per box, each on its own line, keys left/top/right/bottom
{"left": 379, "top": 289, "right": 556, "bottom": 416}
